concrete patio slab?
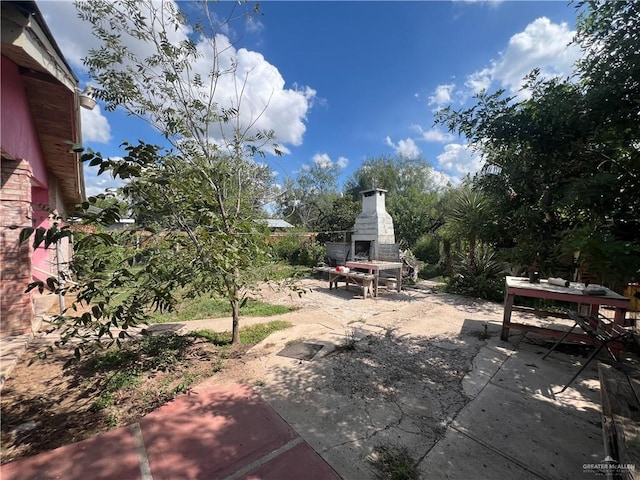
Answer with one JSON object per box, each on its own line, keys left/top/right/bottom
{"left": 421, "top": 427, "right": 543, "bottom": 480}
{"left": 451, "top": 381, "right": 602, "bottom": 480}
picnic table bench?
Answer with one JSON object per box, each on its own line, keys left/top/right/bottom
{"left": 316, "top": 266, "right": 376, "bottom": 299}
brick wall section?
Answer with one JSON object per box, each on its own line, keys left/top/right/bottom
{"left": 1, "top": 158, "right": 35, "bottom": 337}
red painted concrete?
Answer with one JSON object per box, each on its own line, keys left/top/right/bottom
{"left": 0, "top": 425, "right": 142, "bottom": 480}
{"left": 241, "top": 442, "right": 341, "bottom": 480}
{"left": 140, "top": 384, "right": 298, "bottom": 479}
{"left": 0, "top": 384, "right": 341, "bottom": 480}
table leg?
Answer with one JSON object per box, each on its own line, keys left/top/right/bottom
{"left": 501, "top": 292, "right": 514, "bottom": 341}
{"left": 395, "top": 268, "right": 402, "bottom": 292}
{"left": 614, "top": 307, "right": 630, "bottom": 327}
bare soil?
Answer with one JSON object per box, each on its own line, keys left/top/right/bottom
{"left": 0, "top": 337, "right": 249, "bottom": 465}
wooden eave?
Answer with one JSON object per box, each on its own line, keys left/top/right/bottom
{"left": 1, "top": 2, "right": 85, "bottom": 211}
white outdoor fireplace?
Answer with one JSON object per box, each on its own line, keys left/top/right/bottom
{"left": 350, "top": 188, "right": 396, "bottom": 261}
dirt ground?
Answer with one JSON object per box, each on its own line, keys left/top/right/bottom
{"left": 1, "top": 276, "right": 504, "bottom": 471}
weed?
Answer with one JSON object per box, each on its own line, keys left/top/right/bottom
{"left": 84, "top": 348, "right": 137, "bottom": 372}
{"left": 285, "top": 337, "right": 307, "bottom": 346}
{"left": 92, "top": 391, "right": 114, "bottom": 410}
{"left": 368, "top": 444, "right": 420, "bottom": 480}
{"left": 479, "top": 322, "right": 490, "bottom": 340}
{"left": 105, "top": 413, "right": 118, "bottom": 428}
{"left": 347, "top": 317, "right": 367, "bottom": 324}
{"left": 172, "top": 382, "right": 191, "bottom": 395}
{"left": 105, "top": 370, "right": 140, "bottom": 391}
{"left": 208, "top": 360, "right": 224, "bottom": 374}
{"left": 342, "top": 327, "right": 359, "bottom": 351}
{"left": 140, "top": 334, "right": 193, "bottom": 371}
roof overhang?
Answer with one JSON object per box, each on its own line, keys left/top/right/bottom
{"left": 1, "top": 1, "right": 85, "bottom": 211}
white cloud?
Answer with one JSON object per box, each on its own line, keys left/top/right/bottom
{"left": 428, "top": 84, "right": 455, "bottom": 110}
{"left": 83, "top": 161, "right": 124, "bottom": 197}
{"left": 313, "top": 153, "right": 333, "bottom": 169}
{"left": 245, "top": 16, "right": 264, "bottom": 34}
{"left": 81, "top": 105, "right": 111, "bottom": 144}
{"left": 412, "top": 125, "right": 455, "bottom": 143}
{"left": 39, "top": 1, "right": 315, "bottom": 154}
{"left": 466, "top": 17, "right": 581, "bottom": 99}
{"left": 336, "top": 156, "right": 349, "bottom": 169}
{"left": 464, "top": 67, "right": 493, "bottom": 94}
{"left": 385, "top": 136, "right": 421, "bottom": 159}
{"left": 436, "top": 143, "right": 483, "bottom": 176}
{"left": 311, "top": 153, "right": 348, "bottom": 169}
{"left": 492, "top": 17, "right": 580, "bottom": 95}
{"left": 430, "top": 170, "right": 457, "bottom": 189}
{"left": 428, "top": 17, "right": 582, "bottom": 110}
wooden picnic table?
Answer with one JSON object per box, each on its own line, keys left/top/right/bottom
{"left": 345, "top": 260, "right": 403, "bottom": 297}
{"left": 501, "top": 276, "right": 631, "bottom": 343}
{"left": 316, "top": 266, "right": 376, "bottom": 299}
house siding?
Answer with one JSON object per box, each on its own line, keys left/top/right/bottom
{"left": 0, "top": 159, "right": 35, "bottom": 337}
{"left": 0, "top": 56, "right": 60, "bottom": 336}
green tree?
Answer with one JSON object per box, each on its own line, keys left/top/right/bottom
{"left": 276, "top": 161, "right": 342, "bottom": 230}
{"left": 24, "top": 0, "right": 285, "bottom": 355}
{"left": 315, "top": 195, "right": 360, "bottom": 243}
{"left": 78, "top": 0, "right": 283, "bottom": 345}
{"left": 435, "top": 0, "right": 640, "bottom": 286}
{"left": 447, "top": 186, "right": 491, "bottom": 273}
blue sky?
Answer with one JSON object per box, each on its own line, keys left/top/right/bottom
{"left": 38, "top": 1, "right": 583, "bottom": 197}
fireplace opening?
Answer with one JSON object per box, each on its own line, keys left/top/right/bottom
{"left": 354, "top": 241, "right": 372, "bottom": 261}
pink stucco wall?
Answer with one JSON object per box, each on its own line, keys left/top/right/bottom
{"left": 1, "top": 55, "right": 48, "bottom": 187}
{"left": 1, "top": 55, "right": 52, "bottom": 281}
{"left": 31, "top": 187, "right": 52, "bottom": 282}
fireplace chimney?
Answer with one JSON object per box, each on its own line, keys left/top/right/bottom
{"left": 351, "top": 188, "right": 396, "bottom": 260}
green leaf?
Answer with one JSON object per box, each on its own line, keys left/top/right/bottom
{"left": 19, "top": 227, "right": 34, "bottom": 244}
{"left": 45, "top": 277, "right": 59, "bottom": 291}
{"left": 32, "top": 227, "right": 46, "bottom": 249}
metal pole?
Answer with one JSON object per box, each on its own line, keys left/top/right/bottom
{"left": 55, "top": 230, "right": 66, "bottom": 313}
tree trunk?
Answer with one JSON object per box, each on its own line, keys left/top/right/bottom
{"left": 231, "top": 297, "right": 240, "bottom": 344}
{"left": 468, "top": 237, "right": 477, "bottom": 275}
{"left": 231, "top": 266, "right": 241, "bottom": 344}
{"left": 443, "top": 238, "right": 453, "bottom": 277}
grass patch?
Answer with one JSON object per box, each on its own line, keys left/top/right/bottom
{"left": 149, "top": 295, "right": 295, "bottom": 324}
{"left": 259, "top": 263, "right": 312, "bottom": 281}
{"left": 190, "top": 320, "right": 291, "bottom": 346}
{"left": 368, "top": 444, "right": 420, "bottom": 480}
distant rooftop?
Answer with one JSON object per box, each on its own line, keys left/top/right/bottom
{"left": 264, "top": 219, "right": 294, "bottom": 229}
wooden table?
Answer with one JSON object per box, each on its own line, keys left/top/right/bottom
{"left": 315, "top": 266, "right": 376, "bottom": 299}
{"left": 501, "top": 276, "right": 631, "bottom": 343}
{"left": 345, "top": 261, "right": 403, "bottom": 297}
